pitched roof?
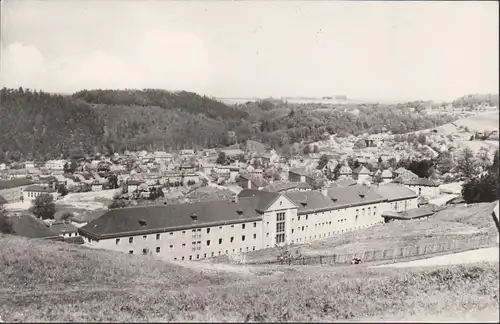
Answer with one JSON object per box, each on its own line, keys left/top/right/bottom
{"left": 79, "top": 198, "right": 263, "bottom": 239}
{"left": 339, "top": 165, "right": 352, "bottom": 174}
{"left": 237, "top": 189, "right": 282, "bottom": 212}
{"left": 381, "top": 169, "right": 393, "bottom": 178}
{"left": 50, "top": 222, "right": 79, "bottom": 234}
{"left": 331, "top": 178, "right": 357, "bottom": 188}
{"left": 395, "top": 177, "right": 440, "bottom": 187}
{"left": 289, "top": 168, "right": 310, "bottom": 177}
{"left": 9, "top": 214, "right": 60, "bottom": 239}
{"left": 352, "top": 165, "right": 370, "bottom": 174}
{"left": 373, "top": 183, "right": 418, "bottom": 202}
{"left": 284, "top": 191, "right": 334, "bottom": 214}
{"left": 0, "top": 178, "right": 34, "bottom": 190}
{"left": 381, "top": 204, "right": 444, "bottom": 220}
{"left": 264, "top": 181, "right": 312, "bottom": 192}
{"left": 326, "top": 185, "right": 386, "bottom": 208}
{"left": 24, "top": 185, "right": 55, "bottom": 193}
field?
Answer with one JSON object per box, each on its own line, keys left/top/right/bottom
{"left": 230, "top": 202, "right": 497, "bottom": 264}
{"left": 453, "top": 111, "right": 499, "bottom": 133}
{"left": 56, "top": 189, "right": 121, "bottom": 211}
{"left": 0, "top": 234, "right": 498, "bottom": 322}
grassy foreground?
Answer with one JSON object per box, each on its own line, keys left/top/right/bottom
{"left": 0, "top": 234, "right": 498, "bottom": 322}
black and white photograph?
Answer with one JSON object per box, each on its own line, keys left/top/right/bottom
{"left": 0, "top": 0, "right": 499, "bottom": 322}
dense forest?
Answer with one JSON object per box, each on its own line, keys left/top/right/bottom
{"left": 0, "top": 87, "right": 486, "bottom": 162}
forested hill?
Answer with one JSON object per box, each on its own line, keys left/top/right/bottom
{"left": 72, "top": 89, "right": 247, "bottom": 121}
{"left": 0, "top": 88, "right": 106, "bottom": 162}
{"left": 1, "top": 87, "right": 460, "bottom": 163}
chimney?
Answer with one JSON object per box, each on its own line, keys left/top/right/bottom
{"left": 232, "top": 195, "right": 239, "bottom": 204}
{"left": 321, "top": 188, "right": 328, "bottom": 197}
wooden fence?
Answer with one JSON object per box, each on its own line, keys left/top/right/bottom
{"left": 249, "top": 234, "right": 498, "bottom": 266}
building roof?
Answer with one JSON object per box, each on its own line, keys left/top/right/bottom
{"left": 381, "top": 169, "right": 393, "bottom": 178}
{"left": 9, "top": 214, "right": 61, "bottom": 239}
{"left": 0, "top": 195, "right": 7, "bottom": 205}
{"left": 352, "top": 165, "right": 370, "bottom": 175}
{"left": 237, "top": 189, "right": 282, "bottom": 212}
{"left": 72, "top": 209, "right": 108, "bottom": 224}
{"left": 79, "top": 198, "right": 264, "bottom": 240}
{"left": 339, "top": 165, "right": 352, "bottom": 174}
{"left": 50, "top": 222, "right": 79, "bottom": 234}
{"left": 264, "top": 181, "right": 312, "bottom": 192}
{"left": 381, "top": 204, "right": 443, "bottom": 220}
{"left": 395, "top": 177, "right": 440, "bottom": 187}
{"left": 284, "top": 191, "right": 335, "bottom": 214}
{"left": 326, "top": 185, "right": 386, "bottom": 209}
{"left": 0, "top": 178, "right": 34, "bottom": 190}
{"left": 24, "top": 185, "right": 55, "bottom": 193}
{"left": 289, "top": 168, "right": 310, "bottom": 177}
{"left": 331, "top": 178, "right": 357, "bottom": 188}
{"left": 373, "top": 183, "right": 418, "bottom": 202}
{"left": 64, "top": 236, "right": 85, "bottom": 245}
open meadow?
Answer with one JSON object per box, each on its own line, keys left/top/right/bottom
{"left": 0, "top": 234, "right": 498, "bottom": 322}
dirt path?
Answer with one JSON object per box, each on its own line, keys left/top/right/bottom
{"left": 357, "top": 307, "right": 500, "bottom": 323}
{"left": 374, "top": 246, "right": 499, "bottom": 268}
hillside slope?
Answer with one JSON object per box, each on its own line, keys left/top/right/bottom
{"left": 0, "top": 234, "right": 498, "bottom": 322}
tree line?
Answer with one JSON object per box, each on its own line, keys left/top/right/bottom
{"left": 0, "top": 87, "right": 480, "bottom": 163}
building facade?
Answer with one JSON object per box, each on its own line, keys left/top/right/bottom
{"left": 79, "top": 184, "right": 419, "bottom": 261}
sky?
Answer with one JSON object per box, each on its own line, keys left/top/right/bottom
{"left": 1, "top": 0, "right": 498, "bottom": 101}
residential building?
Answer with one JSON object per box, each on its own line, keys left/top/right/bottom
{"left": 45, "top": 159, "right": 67, "bottom": 171}
{"left": 352, "top": 166, "right": 371, "bottom": 184}
{"left": 288, "top": 168, "right": 314, "bottom": 185}
{"left": 50, "top": 222, "right": 80, "bottom": 238}
{"left": 22, "top": 185, "right": 57, "bottom": 202}
{"left": 79, "top": 192, "right": 297, "bottom": 259}
{"left": 78, "top": 183, "right": 420, "bottom": 261}
{"left": 338, "top": 165, "right": 352, "bottom": 179}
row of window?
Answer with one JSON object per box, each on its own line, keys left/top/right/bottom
{"left": 118, "top": 234, "right": 259, "bottom": 246}
{"left": 119, "top": 222, "right": 260, "bottom": 244}
{"left": 295, "top": 206, "right": 378, "bottom": 223}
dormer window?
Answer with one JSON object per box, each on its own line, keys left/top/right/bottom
{"left": 190, "top": 213, "right": 198, "bottom": 221}
{"left": 300, "top": 201, "right": 307, "bottom": 207}
{"left": 236, "top": 209, "right": 243, "bottom": 215}
{"left": 359, "top": 194, "right": 365, "bottom": 199}
{"left": 331, "top": 198, "right": 338, "bottom": 202}
{"left": 138, "top": 219, "right": 147, "bottom": 227}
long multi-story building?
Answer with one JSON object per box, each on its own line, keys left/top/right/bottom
{"left": 78, "top": 183, "right": 418, "bottom": 261}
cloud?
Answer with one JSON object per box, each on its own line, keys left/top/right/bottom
{"left": 1, "top": 29, "right": 214, "bottom": 94}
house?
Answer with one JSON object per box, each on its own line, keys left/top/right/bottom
{"left": 127, "top": 180, "right": 144, "bottom": 193}
{"left": 45, "top": 159, "right": 67, "bottom": 171}
{"left": 380, "top": 169, "right": 393, "bottom": 184}
{"left": 246, "top": 140, "right": 266, "bottom": 154}
{"left": 79, "top": 191, "right": 298, "bottom": 259}
{"left": 394, "top": 177, "right": 441, "bottom": 198}
{"left": 288, "top": 168, "right": 314, "bottom": 185}
{"left": 24, "top": 161, "right": 35, "bottom": 169}
{"left": 22, "top": 185, "right": 57, "bottom": 202}
{"left": 91, "top": 180, "right": 104, "bottom": 192}
{"left": 237, "top": 174, "right": 267, "bottom": 190}
{"left": 352, "top": 166, "right": 371, "bottom": 184}
{"left": 338, "top": 165, "right": 352, "bottom": 179}
{"left": 50, "top": 222, "right": 80, "bottom": 238}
